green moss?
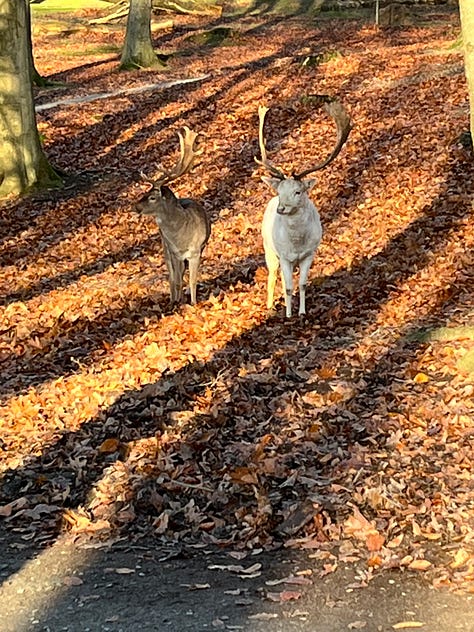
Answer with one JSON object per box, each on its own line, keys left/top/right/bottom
{"left": 300, "top": 49, "right": 343, "bottom": 67}
{"left": 458, "top": 349, "right": 474, "bottom": 375}
{"left": 184, "top": 27, "right": 235, "bottom": 47}
{"left": 411, "top": 326, "right": 474, "bottom": 343}
{"left": 448, "top": 35, "right": 463, "bottom": 50}
{"left": 119, "top": 56, "right": 168, "bottom": 71}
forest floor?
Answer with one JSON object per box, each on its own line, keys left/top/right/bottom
{"left": 1, "top": 3, "right": 474, "bottom": 630}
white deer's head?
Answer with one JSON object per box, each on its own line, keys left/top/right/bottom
{"left": 262, "top": 177, "right": 316, "bottom": 214}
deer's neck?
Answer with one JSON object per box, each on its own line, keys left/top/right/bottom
{"left": 153, "top": 187, "right": 189, "bottom": 227}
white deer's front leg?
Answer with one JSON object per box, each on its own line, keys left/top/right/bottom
{"left": 264, "top": 248, "right": 279, "bottom": 310}
{"left": 298, "top": 255, "right": 313, "bottom": 316}
{"left": 279, "top": 258, "right": 294, "bottom": 317}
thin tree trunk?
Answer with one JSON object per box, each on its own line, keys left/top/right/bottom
{"left": 0, "top": 0, "right": 61, "bottom": 197}
{"left": 459, "top": 0, "right": 474, "bottom": 145}
{"left": 120, "top": 0, "right": 165, "bottom": 70}
{"left": 26, "top": 0, "right": 49, "bottom": 87}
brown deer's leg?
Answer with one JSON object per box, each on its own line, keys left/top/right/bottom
{"left": 188, "top": 254, "right": 201, "bottom": 305}
{"left": 163, "top": 240, "right": 183, "bottom": 305}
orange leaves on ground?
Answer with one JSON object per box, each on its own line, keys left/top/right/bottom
{"left": 229, "top": 466, "right": 260, "bottom": 485}
{"left": 1, "top": 8, "right": 473, "bottom": 595}
{"left": 98, "top": 438, "right": 121, "bottom": 454}
{"left": 343, "top": 507, "right": 385, "bottom": 552}
{"left": 265, "top": 590, "right": 303, "bottom": 603}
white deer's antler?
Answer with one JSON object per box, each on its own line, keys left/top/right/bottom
{"left": 255, "top": 96, "right": 352, "bottom": 180}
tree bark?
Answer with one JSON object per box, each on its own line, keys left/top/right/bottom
{"left": 120, "top": 0, "right": 165, "bottom": 70}
{"left": 459, "top": 0, "right": 474, "bottom": 145}
{"left": 0, "top": 0, "right": 61, "bottom": 197}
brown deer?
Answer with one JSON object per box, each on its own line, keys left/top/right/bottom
{"left": 136, "top": 127, "right": 211, "bottom": 306}
{"left": 257, "top": 96, "right": 352, "bottom": 317}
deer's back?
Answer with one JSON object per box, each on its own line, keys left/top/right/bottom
{"left": 179, "top": 198, "right": 211, "bottom": 245}
{"left": 159, "top": 198, "right": 210, "bottom": 261}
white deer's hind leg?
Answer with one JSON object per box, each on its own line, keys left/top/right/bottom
{"left": 279, "top": 258, "right": 294, "bottom": 317}
{"left": 298, "top": 255, "right": 313, "bottom": 316}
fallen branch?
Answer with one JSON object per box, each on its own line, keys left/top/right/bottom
{"left": 90, "top": 3, "right": 128, "bottom": 24}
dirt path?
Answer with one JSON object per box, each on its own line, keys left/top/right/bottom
{"left": 1, "top": 528, "right": 474, "bottom": 632}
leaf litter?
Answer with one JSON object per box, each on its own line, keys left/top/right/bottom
{"left": 1, "top": 5, "right": 474, "bottom": 600}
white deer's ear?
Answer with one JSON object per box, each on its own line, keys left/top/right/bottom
{"left": 261, "top": 176, "right": 281, "bottom": 192}
{"left": 304, "top": 179, "right": 317, "bottom": 192}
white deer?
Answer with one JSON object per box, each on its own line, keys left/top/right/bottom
{"left": 257, "top": 97, "right": 352, "bottom": 317}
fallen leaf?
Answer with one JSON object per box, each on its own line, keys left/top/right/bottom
{"left": 62, "top": 576, "right": 84, "bottom": 586}
{"left": 366, "top": 532, "right": 385, "bottom": 552}
{"left": 413, "top": 372, "right": 430, "bottom": 383}
{"left": 248, "top": 613, "right": 278, "bottom": 620}
{"left": 266, "top": 575, "right": 312, "bottom": 586}
{"left": 209, "top": 563, "right": 261, "bottom": 575}
{"left": 279, "top": 590, "right": 303, "bottom": 602}
{"left": 211, "top": 619, "right": 226, "bottom": 628}
{"left": 98, "top": 438, "right": 120, "bottom": 453}
{"left": 266, "top": 590, "right": 302, "bottom": 602}
{"left": 183, "top": 583, "right": 211, "bottom": 590}
{"left": 1, "top": 13, "right": 474, "bottom": 599}
{"left": 450, "top": 548, "right": 471, "bottom": 569}
{"left": 408, "top": 559, "right": 431, "bottom": 571}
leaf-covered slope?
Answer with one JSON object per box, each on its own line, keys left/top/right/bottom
{"left": 1, "top": 10, "right": 473, "bottom": 591}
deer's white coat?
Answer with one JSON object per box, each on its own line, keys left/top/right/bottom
{"left": 261, "top": 177, "right": 322, "bottom": 317}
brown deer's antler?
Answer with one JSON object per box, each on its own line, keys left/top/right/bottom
{"left": 154, "top": 126, "right": 201, "bottom": 186}
{"left": 293, "top": 97, "right": 352, "bottom": 179}
{"left": 255, "top": 105, "right": 286, "bottom": 180}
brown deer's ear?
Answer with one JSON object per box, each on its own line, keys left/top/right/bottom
{"left": 261, "top": 176, "right": 281, "bottom": 192}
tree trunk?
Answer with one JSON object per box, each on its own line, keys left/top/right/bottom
{"left": 120, "top": 0, "right": 165, "bottom": 70}
{"left": 459, "top": 0, "right": 474, "bottom": 145}
{"left": 0, "top": 0, "right": 61, "bottom": 197}
{"left": 26, "top": 0, "right": 48, "bottom": 87}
